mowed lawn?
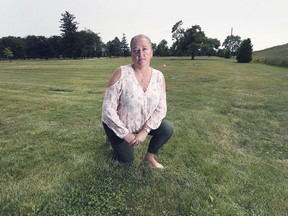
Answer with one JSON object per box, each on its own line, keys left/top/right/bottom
{"left": 0, "top": 57, "right": 287, "bottom": 215}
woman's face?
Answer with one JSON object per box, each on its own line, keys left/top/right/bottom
{"left": 131, "top": 37, "right": 153, "bottom": 67}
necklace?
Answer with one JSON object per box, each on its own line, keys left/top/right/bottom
{"left": 132, "top": 65, "right": 151, "bottom": 85}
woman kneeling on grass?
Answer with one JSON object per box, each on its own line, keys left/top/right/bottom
{"left": 101, "top": 34, "right": 173, "bottom": 168}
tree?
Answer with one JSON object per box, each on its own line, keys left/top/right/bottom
{"left": 155, "top": 40, "right": 170, "bottom": 56}
{"left": 171, "top": 21, "right": 213, "bottom": 59}
{"left": 236, "top": 38, "right": 253, "bottom": 63}
{"left": 59, "top": 11, "right": 79, "bottom": 58}
{"left": 201, "top": 38, "right": 220, "bottom": 56}
{"left": 171, "top": 20, "right": 185, "bottom": 56}
{"left": 0, "top": 36, "right": 26, "bottom": 59}
{"left": 75, "top": 29, "right": 102, "bottom": 58}
{"left": 2, "top": 47, "right": 13, "bottom": 60}
{"left": 222, "top": 35, "right": 241, "bottom": 57}
{"left": 106, "top": 37, "right": 121, "bottom": 57}
{"left": 181, "top": 25, "right": 206, "bottom": 59}
{"left": 25, "top": 35, "right": 40, "bottom": 59}
{"left": 48, "top": 36, "right": 62, "bottom": 59}
{"left": 37, "top": 36, "right": 54, "bottom": 59}
{"left": 120, "top": 34, "right": 130, "bottom": 57}
{"left": 25, "top": 35, "right": 54, "bottom": 59}
{"left": 172, "top": 20, "right": 185, "bottom": 43}
{"left": 59, "top": 11, "right": 78, "bottom": 37}
{"left": 216, "top": 48, "right": 225, "bottom": 58}
{"left": 95, "top": 39, "right": 104, "bottom": 58}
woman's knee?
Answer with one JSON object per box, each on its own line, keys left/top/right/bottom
{"left": 161, "top": 119, "right": 174, "bottom": 137}
{"left": 113, "top": 145, "right": 135, "bottom": 164}
{"left": 118, "top": 154, "right": 135, "bottom": 164}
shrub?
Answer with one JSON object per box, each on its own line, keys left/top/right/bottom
{"left": 237, "top": 38, "right": 253, "bottom": 63}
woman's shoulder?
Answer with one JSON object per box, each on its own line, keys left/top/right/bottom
{"left": 120, "top": 64, "right": 133, "bottom": 75}
{"left": 107, "top": 65, "right": 132, "bottom": 87}
{"left": 107, "top": 66, "right": 123, "bottom": 87}
{"left": 152, "top": 68, "right": 164, "bottom": 78}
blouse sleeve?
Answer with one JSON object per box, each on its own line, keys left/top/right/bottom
{"left": 102, "top": 81, "right": 130, "bottom": 139}
{"left": 145, "top": 73, "right": 167, "bottom": 130}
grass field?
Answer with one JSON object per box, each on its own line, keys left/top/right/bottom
{"left": 0, "top": 57, "right": 288, "bottom": 215}
{"left": 253, "top": 43, "right": 288, "bottom": 67}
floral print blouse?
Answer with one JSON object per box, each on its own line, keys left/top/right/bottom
{"left": 102, "top": 64, "right": 167, "bottom": 138}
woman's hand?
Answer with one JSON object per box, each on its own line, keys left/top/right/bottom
{"left": 124, "top": 133, "right": 136, "bottom": 144}
{"left": 129, "top": 130, "right": 148, "bottom": 146}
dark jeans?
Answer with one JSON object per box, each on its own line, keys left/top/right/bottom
{"left": 103, "top": 119, "right": 173, "bottom": 163}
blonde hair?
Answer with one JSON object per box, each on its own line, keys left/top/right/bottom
{"left": 130, "top": 34, "right": 152, "bottom": 49}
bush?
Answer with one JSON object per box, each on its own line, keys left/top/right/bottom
{"left": 237, "top": 38, "right": 253, "bottom": 63}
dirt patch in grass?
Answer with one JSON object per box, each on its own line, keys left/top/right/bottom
{"left": 49, "top": 88, "right": 73, "bottom": 93}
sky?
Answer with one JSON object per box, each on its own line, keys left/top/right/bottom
{"left": 1, "top": 0, "right": 287, "bottom": 51}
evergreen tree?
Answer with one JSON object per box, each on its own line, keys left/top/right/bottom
{"left": 59, "top": 11, "right": 79, "bottom": 58}
{"left": 236, "top": 38, "right": 253, "bottom": 63}
{"left": 59, "top": 11, "right": 78, "bottom": 37}
{"left": 120, "top": 34, "right": 130, "bottom": 57}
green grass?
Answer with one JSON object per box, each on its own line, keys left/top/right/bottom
{"left": 253, "top": 43, "right": 288, "bottom": 67}
{"left": 1, "top": 57, "right": 287, "bottom": 215}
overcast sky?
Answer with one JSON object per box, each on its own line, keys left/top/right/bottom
{"left": 1, "top": 0, "right": 287, "bottom": 51}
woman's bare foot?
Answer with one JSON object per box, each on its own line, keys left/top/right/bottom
{"left": 144, "top": 152, "right": 164, "bottom": 169}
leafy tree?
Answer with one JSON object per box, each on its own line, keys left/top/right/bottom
{"left": 172, "top": 20, "right": 185, "bottom": 44}
{"left": 182, "top": 25, "right": 206, "bottom": 59}
{"left": 0, "top": 36, "right": 26, "bottom": 59}
{"left": 0, "top": 11, "right": 106, "bottom": 59}
{"left": 87, "top": 30, "right": 102, "bottom": 58}
{"left": 25, "top": 35, "right": 40, "bottom": 59}
{"left": 0, "top": 44, "right": 3, "bottom": 59}
{"left": 75, "top": 29, "right": 102, "bottom": 58}
{"left": 201, "top": 38, "right": 220, "bottom": 56}
{"left": 172, "top": 21, "right": 214, "bottom": 59}
{"left": 2, "top": 47, "right": 13, "bottom": 60}
{"left": 120, "top": 34, "right": 130, "bottom": 57}
{"left": 48, "top": 36, "right": 62, "bottom": 59}
{"left": 216, "top": 48, "right": 225, "bottom": 58}
{"left": 25, "top": 35, "right": 54, "bottom": 59}
{"left": 155, "top": 40, "right": 170, "bottom": 56}
{"left": 37, "top": 36, "right": 54, "bottom": 59}
{"left": 107, "top": 37, "right": 121, "bottom": 57}
{"left": 236, "top": 38, "right": 253, "bottom": 63}
{"left": 222, "top": 35, "right": 241, "bottom": 57}
{"left": 59, "top": 11, "right": 79, "bottom": 58}
{"left": 95, "top": 39, "right": 104, "bottom": 58}
{"left": 171, "top": 20, "right": 185, "bottom": 56}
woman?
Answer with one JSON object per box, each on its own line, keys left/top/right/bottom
{"left": 102, "top": 34, "right": 173, "bottom": 168}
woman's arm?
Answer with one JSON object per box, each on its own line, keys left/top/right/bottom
{"left": 102, "top": 68, "right": 130, "bottom": 139}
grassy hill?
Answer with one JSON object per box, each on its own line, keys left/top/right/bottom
{"left": 1, "top": 58, "right": 287, "bottom": 215}
{"left": 253, "top": 43, "right": 288, "bottom": 67}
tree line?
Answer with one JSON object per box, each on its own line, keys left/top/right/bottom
{"left": 0, "top": 11, "right": 253, "bottom": 62}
